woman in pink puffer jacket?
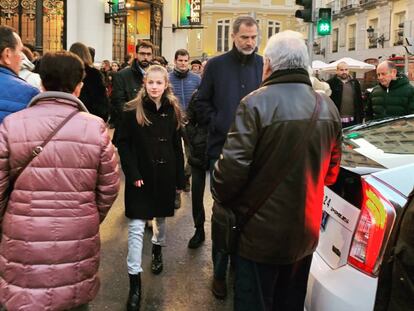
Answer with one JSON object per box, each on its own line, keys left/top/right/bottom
{"left": 0, "top": 51, "right": 120, "bottom": 311}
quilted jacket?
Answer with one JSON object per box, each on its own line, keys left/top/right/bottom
{"left": 0, "top": 65, "right": 39, "bottom": 124}
{"left": 0, "top": 92, "right": 120, "bottom": 311}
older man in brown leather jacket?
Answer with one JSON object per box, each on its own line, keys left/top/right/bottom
{"left": 211, "top": 30, "right": 342, "bottom": 311}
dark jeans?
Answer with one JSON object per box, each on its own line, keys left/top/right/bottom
{"left": 210, "top": 158, "right": 229, "bottom": 280}
{"left": 191, "top": 165, "right": 206, "bottom": 228}
{"left": 234, "top": 254, "right": 313, "bottom": 311}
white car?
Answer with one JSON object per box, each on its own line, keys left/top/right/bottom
{"left": 305, "top": 115, "right": 414, "bottom": 311}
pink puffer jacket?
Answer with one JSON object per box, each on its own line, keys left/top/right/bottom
{"left": 0, "top": 92, "right": 120, "bottom": 311}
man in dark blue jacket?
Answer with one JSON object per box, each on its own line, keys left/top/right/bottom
{"left": 169, "top": 49, "right": 201, "bottom": 197}
{"left": 0, "top": 26, "right": 39, "bottom": 124}
{"left": 196, "top": 15, "right": 263, "bottom": 299}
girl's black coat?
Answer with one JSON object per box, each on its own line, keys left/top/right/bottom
{"left": 117, "top": 97, "right": 185, "bottom": 219}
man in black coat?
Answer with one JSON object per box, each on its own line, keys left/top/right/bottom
{"left": 327, "top": 62, "right": 363, "bottom": 127}
{"left": 111, "top": 40, "right": 154, "bottom": 143}
{"left": 196, "top": 15, "right": 263, "bottom": 299}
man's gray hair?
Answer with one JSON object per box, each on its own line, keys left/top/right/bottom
{"left": 263, "top": 30, "right": 309, "bottom": 72}
{"left": 232, "top": 16, "right": 259, "bottom": 34}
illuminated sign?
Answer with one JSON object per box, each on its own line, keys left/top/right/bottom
{"left": 179, "top": 0, "right": 202, "bottom": 26}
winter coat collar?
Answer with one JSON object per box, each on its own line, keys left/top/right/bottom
{"left": 28, "top": 91, "right": 89, "bottom": 112}
{"left": 229, "top": 44, "right": 257, "bottom": 65}
{"left": 143, "top": 95, "right": 169, "bottom": 113}
{"left": 380, "top": 74, "right": 410, "bottom": 91}
{"left": 173, "top": 68, "right": 189, "bottom": 79}
{"left": 0, "top": 64, "right": 21, "bottom": 78}
{"left": 261, "top": 68, "right": 312, "bottom": 87}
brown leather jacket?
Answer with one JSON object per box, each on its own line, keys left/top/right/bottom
{"left": 212, "top": 69, "right": 342, "bottom": 265}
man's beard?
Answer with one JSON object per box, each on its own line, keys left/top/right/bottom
{"left": 139, "top": 60, "right": 151, "bottom": 68}
{"left": 235, "top": 43, "right": 256, "bottom": 55}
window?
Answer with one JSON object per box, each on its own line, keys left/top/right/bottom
{"left": 332, "top": 28, "right": 339, "bottom": 53}
{"left": 217, "top": 19, "right": 230, "bottom": 52}
{"left": 348, "top": 24, "right": 356, "bottom": 51}
{"left": 393, "top": 12, "right": 405, "bottom": 46}
{"left": 267, "top": 21, "right": 280, "bottom": 39}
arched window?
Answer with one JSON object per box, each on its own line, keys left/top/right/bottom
{"left": 217, "top": 19, "right": 230, "bottom": 52}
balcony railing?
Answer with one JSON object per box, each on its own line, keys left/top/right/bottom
{"left": 348, "top": 37, "right": 356, "bottom": 51}
{"left": 394, "top": 29, "right": 404, "bottom": 46}
{"left": 368, "top": 33, "right": 378, "bottom": 48}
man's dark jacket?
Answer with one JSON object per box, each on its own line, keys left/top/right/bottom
{"left": 111, "top": 59, "right": 144, "bottom": 112}
{"left": 196, "top": 45, "right": 263, "bottom": 159}
{"left": 374, "top": 189, "right": 414, "bottom": 311}
{"left": 367, "top": 74, "right": 414, "bottom": 120}
{"left": 327, "top": 75, "right": 363, "bottom": 123}
{"left": 212, "top": 69, "right": 342, "bottom": 264}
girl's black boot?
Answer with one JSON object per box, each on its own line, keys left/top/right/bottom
{"left": 126, "top": 273, "right": 141, "bottom": 311}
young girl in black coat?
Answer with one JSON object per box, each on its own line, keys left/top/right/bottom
{"left": 117, "top": 65, "right": 185, "bottom": 311}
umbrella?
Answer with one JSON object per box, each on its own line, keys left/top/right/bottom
{"left": 312, "top": 60, "right": 328, "bottom": 70}
{"left": 321, "top": 57, "right": 376, "bottom": 73}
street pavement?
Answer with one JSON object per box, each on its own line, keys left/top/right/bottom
{"left": 90, "top": 171, "right": 233, "bottom": 311}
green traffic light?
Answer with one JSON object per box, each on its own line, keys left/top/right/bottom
{"left": 317, "top": 20, "right": 331, "bottom": 36}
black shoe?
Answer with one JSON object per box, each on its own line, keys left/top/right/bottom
{"left": 188, "top": 228, "right": 205, "bottom": 249}
{"left": 151, "top": 244, "right": 163, "bottom": 275}
{"left": 126, "top": 273, "right": 141, "bottom": 311}
{"left": 212, "top": 277, "right": 227, "bottom": 299}
{"left": 174, "top": 193, "right": 181, "bottom": 209}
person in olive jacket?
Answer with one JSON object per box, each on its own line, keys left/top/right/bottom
{"left": 367, "top": 61, "right": 414, "bottom": 120}
{"left": 117, "top": 65, "right": 185, "bottom": 311}
{"left": 374, "top": 188, "right": 414, "bottom": 311}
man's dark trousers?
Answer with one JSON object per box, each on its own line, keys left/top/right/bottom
{"left": 210, "top": 158, "right": 229, "bottom": 280}
{"left": 191, "top": 165, "right": 206, "bottom": 228}
{"left": 234, "top": 254, "right": 313, "bottom": 311}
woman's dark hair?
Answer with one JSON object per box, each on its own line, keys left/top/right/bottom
{"left": 69, "top": 42, "right": 93, "bottom": 66}
{"left": 39, "top": 51, "right": 85, "bottom": 93}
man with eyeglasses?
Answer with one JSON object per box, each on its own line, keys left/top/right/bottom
{"left": 111, "top": 40, "right": 154, "bottom": 143}
{"left": 0, "top": 25, "right": 39, "bottom": 124}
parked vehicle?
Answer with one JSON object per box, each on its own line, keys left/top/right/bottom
{"left": 305, "top": 115, "right": 414, "bottom": 311}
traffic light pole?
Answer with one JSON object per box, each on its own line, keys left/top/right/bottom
{"left": 307, "top": 0, "right": 316, "bottom": 63}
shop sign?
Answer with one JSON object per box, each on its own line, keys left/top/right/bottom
{"left": 179, "top": 0, "right": 202, "bottom": 26}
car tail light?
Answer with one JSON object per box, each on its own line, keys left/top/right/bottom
{"left": 348, "top": 179, "right": 396, "bottom": 276}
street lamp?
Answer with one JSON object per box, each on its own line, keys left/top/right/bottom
{"left": 367, "top": 26, "right": 385, "bottom": 48}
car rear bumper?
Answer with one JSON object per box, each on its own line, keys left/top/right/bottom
{"left": 305, "top": 252, "right": 377, "bottom": 311}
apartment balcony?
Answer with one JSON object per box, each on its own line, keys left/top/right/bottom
{"left": 393, "top": 29, "right": 404, "bottom": 46}
{"left": 348, "top": 37, "right": 356, "bottom": 51}
{"left": 368, "top": 33, "right": 378, "bottom": 49}
{"left": 327, "top": 1, "right": 341, "bottom": 19}
{"left": 340, "top": 1, "right": 359, "bottom": 15}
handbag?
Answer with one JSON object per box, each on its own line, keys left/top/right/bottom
{"left": 1, "top": 110, "right": 79, "bottom": 214}
{"left": 211, "top": 92, "right": 322, "bottom": 255}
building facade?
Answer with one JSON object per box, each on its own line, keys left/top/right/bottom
{"left": 314, "top": 0, "right": 414, "bottom": 71}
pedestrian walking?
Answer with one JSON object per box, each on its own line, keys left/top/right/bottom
{"left": 117, "top": 65, "right": 185, "bottom": 311}
{"left": 0, "top": 25, "right": 39, "bottom": 124}
{"left": 111, "top": 40, "right": 154, "bottom": 144}
{"left": 196, "top": 15, "right": 263, "bottom": 299}
{"left": 211, "top": 30, "right": 342, "bottom": 311}
{"left": 327, "top": 61, "right": 363, "bottom": 127}
{"left": 367, "top": 60, "right": 414, "bottom": 120}
{"left": 169, "top": 49, "right": 201, "bottom": 209}
{"left": 0, "top": 50, "right": 120, "bottom": 311}
{"left": 70, "top": 42, "right": 110, "bottom": 122}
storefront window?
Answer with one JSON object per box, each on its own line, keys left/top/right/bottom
{"left": 0, "top": 0, "right": 66, "bottom": 52}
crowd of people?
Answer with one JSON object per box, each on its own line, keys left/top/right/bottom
{"left": 0, "top": 13, "right": 413, "bottom": 311}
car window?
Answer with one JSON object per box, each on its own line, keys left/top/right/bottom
{"left": 341, "top": 117, "right": 414, "bottom": 168}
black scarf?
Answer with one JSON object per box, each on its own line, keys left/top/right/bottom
{"left": 261, "top": 68, "right": 312, "bottom": 87}
{"left": 173, "top": 68, "right": 189, "bottom": 79}
{"left": 230, "top": 44, "right": 256, "bottom": 65}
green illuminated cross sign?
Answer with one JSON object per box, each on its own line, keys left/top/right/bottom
{"left": 317, "top": 20, "right": 331, "bottom": 36}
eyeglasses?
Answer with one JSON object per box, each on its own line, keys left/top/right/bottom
{"left": 138, "top": 52, "right": 152, "bottom": 57}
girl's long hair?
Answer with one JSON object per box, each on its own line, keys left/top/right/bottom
{"left": 125, "top": 65, "right": 183, "bottom": 129}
